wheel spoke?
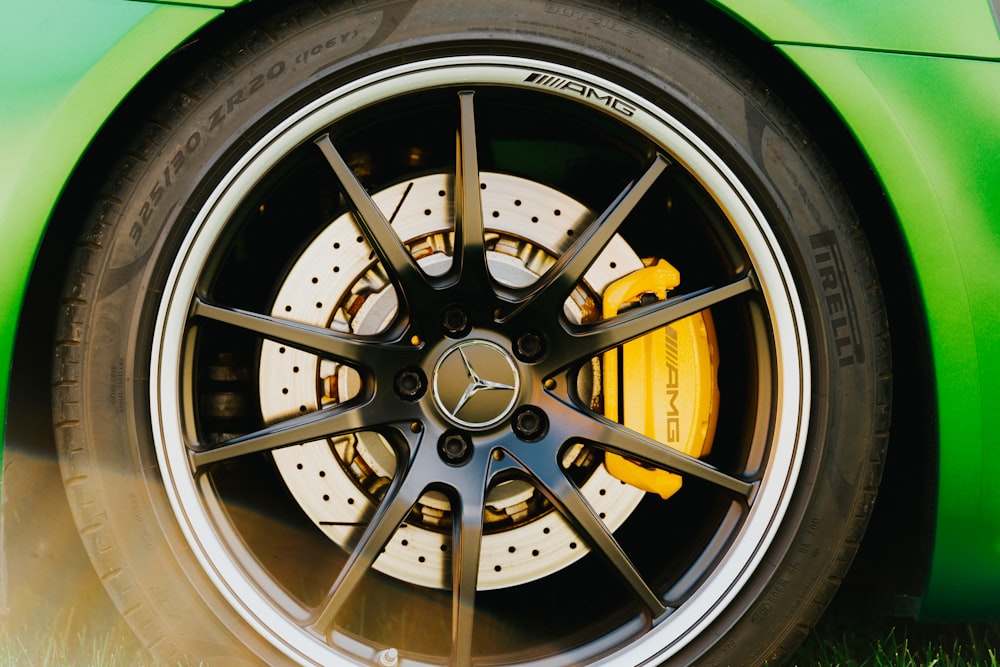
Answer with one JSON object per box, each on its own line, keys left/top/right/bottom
{"left": 189, "top": 398, "right": 400, "bottom": 468}
{"left": 191, "top": 297, "right": 406, "bottom": 368}
{"left": 311, "top": 444, "right": 428, "bottom": 633}
{"left": 503, "top": 155, "right": 670, "bottom": 322}
{"left": 450, "top": 470, "right": 488, "bottom": 666}
{"left": 547, "top": 400, "right": 753, "bottom": 498}
{"left": 542, "top": 273, "right": 756, "bottom": 374}
{"left": 453, "top": 91, "right": 491, "bottom": 293}
{"left": 315, "top": 134, "right": 435, "bottom": 322}
{"left": 513, "top": 451, "right": 665, "bottom": 617}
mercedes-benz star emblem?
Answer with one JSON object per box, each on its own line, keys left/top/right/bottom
{"left": 432, "top": 340, "right": 519, "bottom": 428}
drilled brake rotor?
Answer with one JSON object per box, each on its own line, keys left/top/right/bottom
{"left": 259, "top": 172, "right": 648, "bottom": 590}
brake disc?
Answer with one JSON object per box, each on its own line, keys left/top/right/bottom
{"left": 259, "top": 172, "right": 652, "bottom": 590}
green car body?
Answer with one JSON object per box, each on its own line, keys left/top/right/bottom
{"left": 2, "top": 0, "right": 999, "bottom": 652}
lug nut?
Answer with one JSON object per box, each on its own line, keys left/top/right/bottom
{"left": 512, "top": 405, "right": 548, "bottom": 442}
{"left": 514, "top": 331, "right": 545, "bottom": 362}
{"left": 394, "top": 367, "right": 427, "bottom": 400}
{"left": 439, "top": 431, "right": 472, "bottom": 464}
{"left": 441, "top": 305, "right": 470, "bottom": 337}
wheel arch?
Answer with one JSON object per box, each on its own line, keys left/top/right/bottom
{"left": 2, "top": 1, "right": 225, "bottom": 460}
{"left": 4, "top": 0, "right": 286, "bottom": 464}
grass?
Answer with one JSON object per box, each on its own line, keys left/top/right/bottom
{"left": 0, "top": 619, "right": 153, "bottom": 667}
{"left": 789, "top": 621, "right": 1000, "bottom": 666}
{"left": 3, "top": 608, "right": 1000, "bottom": 666}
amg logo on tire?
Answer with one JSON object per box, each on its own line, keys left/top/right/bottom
{"left": 524, "top": 72, "right": 636, "bottom": 117}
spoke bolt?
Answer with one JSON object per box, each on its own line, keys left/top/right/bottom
{"left": 439, "top": 431, "right": 473, "bottom": 465}
{"left": 512, "top": 405, "right": 548, "bottom": 442}
{"left": 514, "top": 331, "right": 545, "bottom": 362}
{"left": 441, "top": 305, "right": 470, "bottom": 337}
{"left": 394, "top": 367, "right": 427, "bottom": 400}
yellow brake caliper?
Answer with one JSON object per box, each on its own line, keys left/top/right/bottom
{"left": 601, "top": 259, "right": 720, "bottom": 500}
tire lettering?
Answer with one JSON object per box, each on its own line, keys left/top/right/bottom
{"left": 209, "top": 104, "right": 226, "bottom": 131}
{"left": 131, "top": 60, "right": 287, "bottom": 246}
{"left": 268, "top": 60, "right": 286, "bottom": 79}
{"left": 129, "top": 493, "right": 156, "bottom": 549}
{"left": 226, "top": 89, "right": 246, "bottom": 114}
{"left": 751, "top": 601, "right": 771, "bottom": 624}
{"left": 110, "top": 358, "right": 126, "bottom": 414}
{"left": 207, "top": 59, "right": 286, "bottom": 134}
{"left": 170, "top": 150, "right": 185, "bottom": 175}
{"left": 543, "top": 3, "right": 638, "bottom": 38}
{"left": 248, "top": 74, "right": 265, "bottom": 95}
{"left": 296, "top": 32, "right": 362, "bottom": 64}
{"left": 150, "top": 180, "right": 165, "bottom": 206}
{"left": 810, "top": 232, "right": 865, "bottom": 367}
{"left": 185, "top": 131, "right": 201, "bottom": 153}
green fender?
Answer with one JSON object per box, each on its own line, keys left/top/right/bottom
{"left": 0, "top": 0, "right": 223, "bottom": 464}
{"left": 781, "top": 44, "right": 1000, "bottom": 622}
{"left": 713, "top": 0, "right": 1000, "bottom": 620}
{"left": 711, "top": 0, "right": 1000, "bottom": 58}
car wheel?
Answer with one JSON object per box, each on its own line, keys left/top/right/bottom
{"left": 53, "top": 0, "right": 889, "bottom": 664}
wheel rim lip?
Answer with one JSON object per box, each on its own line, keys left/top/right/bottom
{"left": 149, "top": 55, "right": 810, "bottom": 665}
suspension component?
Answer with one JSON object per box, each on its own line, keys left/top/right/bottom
{"left": 601, "top": 259, "right": 720, "bottom": 500}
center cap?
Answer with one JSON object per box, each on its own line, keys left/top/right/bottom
{"left": 432, "top": 340, "right": 520, "bottom": 428}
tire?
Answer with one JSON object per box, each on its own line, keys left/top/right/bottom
{"left": 53, "top": 0, "right": 889, "bottom": 665}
